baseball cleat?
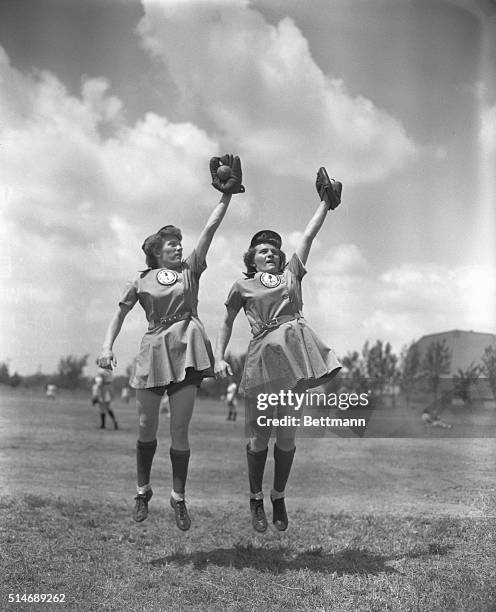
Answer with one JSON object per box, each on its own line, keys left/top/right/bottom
{"left": 170, "top": 496, "right": 191, "bottom": 531}
{"left": 271, "top": 496, "right": 288, "bottom": 531}
{"left": 132, "top": 488, "right": 153, "bottom": 522}
{"left": 250, "top": 498, "right": 268, "bottom": 533}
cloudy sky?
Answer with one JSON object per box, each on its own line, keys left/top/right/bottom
{"left": 1, "top": 0, "right": 495, "bottom": 376}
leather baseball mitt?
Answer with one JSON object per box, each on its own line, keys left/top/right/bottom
{"left": 316, "top": 167, "right": 342, "bottom": 210}
{"left": 210, "top": 154, "right": 245, "bottom": 194}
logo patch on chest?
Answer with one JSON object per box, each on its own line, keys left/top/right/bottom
{"left": 156, "top": 269, "right": 178, "bottom": 286}
{"left": 260, "top": 273, "right": 281, "bottom": 288}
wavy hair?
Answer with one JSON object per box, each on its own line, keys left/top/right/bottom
{"left": 141, "top": 225, "right": 182, "bottom": 269}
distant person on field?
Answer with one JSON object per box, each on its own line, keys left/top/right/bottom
{"left": 93, "top": 367, "right": 118, "bottom": 430}
{"left": 421, "top": 408, "right": 433, "bottom": 425}
{"left": 225, "top": 380, "right": 238, "bottom": 421}
{"left": 121, "top": 386, "right": 131, "bottom": 404}
{"left": 431, "top": 412, "right": 452, "bottom": 429}
{"left": 45, "top": 383, "right": 58, "bottom": 400}
{"left": 421, "top": 408, "right": 452, "bottom": 429}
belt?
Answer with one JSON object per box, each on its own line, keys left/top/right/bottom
{"left": 155, "top": 311, "right": 192, "bottom": 328}
{"left": 253, "top": 313, "right": 302, "bottom": 338}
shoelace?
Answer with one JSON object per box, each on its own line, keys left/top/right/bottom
{"left": 253, "top": 502, "right": 265, "bottom": 521}
{"left": 176, "top": 500, "right": 187, "bottom": 519}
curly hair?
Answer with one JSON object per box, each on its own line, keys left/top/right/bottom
{"left": 141, "top": 225, "right": 182, "bottom": 269}
{"left": 243, "top": 245, "right": 286, "bottom": 277}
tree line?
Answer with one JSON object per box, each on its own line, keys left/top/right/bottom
{"left": 1, "top": 341, "right": 496, "bottom": 406}
{"left": 0, "top": 355, "right": 90, "bottom": 389}
{"left": 207, "top": 341, "right": 496, "bottom": 407}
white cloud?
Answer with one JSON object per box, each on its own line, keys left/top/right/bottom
{"left": 139, "top": 0, "right": 417, "bottom": 183}
{"left": 0, "top": 49, "right": 226, "bottom": 240}
{"left": 0, "top": 46, "right": 240, "bottom": 372}
{"left": 297, "top": 250, "right": 496, "bottom": 357}
{"left": 313, "top": 243, "right": 369, "bottom": 277}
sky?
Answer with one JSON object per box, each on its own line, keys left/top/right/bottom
{"left": 0, "top": 0, "right": 495, "bottom": 377}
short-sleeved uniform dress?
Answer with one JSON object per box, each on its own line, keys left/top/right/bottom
{"left": 225, "top": 253, "right": 341, "bottom": 400}
{"left": 119, "top": 249, "right": 214, "bottom": 390}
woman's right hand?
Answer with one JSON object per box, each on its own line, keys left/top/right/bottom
{"left": 97, "top": 349, "right": 117, "bottom": 370}
{"left": 214, "top": 359, "right": 233, "bottom": 379}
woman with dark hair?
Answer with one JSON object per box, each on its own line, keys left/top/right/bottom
{"left": 97, "top": 155, "right": 243, "bottom": 530}
{"left": 215, "top": 174, "right": 342, "bottom": 533}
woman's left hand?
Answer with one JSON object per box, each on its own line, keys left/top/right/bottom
{"left": 214, "top": 359, "right": 233, "bottom": 379}
{"left": 97, "top": 348, "right": 117, "bottom": 370}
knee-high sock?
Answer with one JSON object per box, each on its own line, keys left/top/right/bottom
{"left": 246, "top": 445, "right": 268, "bottom": 495}
{"left": 108, "top": 409, "right": 117, "bottom": 423}
{"left": 170, "top": 448, "right": 190, "bottom": 495}
{"left": 136, "top": 439, "right": 157, "bottom": 487}
{"left": 273, "top": 444, "right": 296, "bottom": 494}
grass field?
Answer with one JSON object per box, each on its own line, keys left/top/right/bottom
{"left": 0, "top": 388, "right": 495, "bottom": 611}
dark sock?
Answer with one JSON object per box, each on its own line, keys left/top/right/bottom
{"left": 108, "top": 409, "right": 116, "bottom": 422}
{"left": 273, "top": 444, "right": 296, "bottom": 494}
{"left": 246, "top": 444, "right": 268, "bottom": 495}
{"left": 170, "top": 448, "right": 190, "bottom": 495}
{"left": 136, "top": 439, "right": 157, "bottom": 487}
{"left": 100, "top": 414, "right": 106, "bottom": 428}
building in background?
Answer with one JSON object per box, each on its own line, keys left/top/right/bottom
{"left": 413, "top": 330, "right": 496, "bottom": 400}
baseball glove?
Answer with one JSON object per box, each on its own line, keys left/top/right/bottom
{"left": 316, "top": 167, "right": 342, "bottom": 210}
{"left": 210, "top": 154, "right": 245, "bottom": 194}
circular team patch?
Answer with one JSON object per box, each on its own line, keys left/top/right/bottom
{"left": 260, "top": 272, "right": 281, "bottom": 288}
{"left": 156, "top": 269, "right": 178, "bottom": 286}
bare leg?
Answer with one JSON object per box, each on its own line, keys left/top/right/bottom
{"left": 136, "top": 390, "right": 161, "bottom": 442}
{"left": 168, "top": 384, "right": 197, "bottom": 450}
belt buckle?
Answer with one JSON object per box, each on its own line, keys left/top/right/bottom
{"left": 266, "top": 317, "right": 279, "bottom": 328}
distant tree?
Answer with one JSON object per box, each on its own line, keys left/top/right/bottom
{"left": 341, "top": 349, "right": 368, "bottom": 394}
{"left": 453, "top": 363, "right": 480, "bottom": 406}
{"left": 422, "top": 340, "right": 452, "bottom": 408}
{"left": 364, "top": 340, "right": 399, "bottom": 399}
{"left": 0, "top": 361, "right": 11, "bottom": 385}
{"left": 9, "top": 372, "right": 22, "bottom": 388}
{"left": 0, "top": 361, "right": 22, "bottom": 387}
{"left": 57, "top": 354, "right": 89, "bottom": 389}
{"left": 400, "top": 341, "right": 422, "bottom": 406}
{"left": 481, "top": 345, "right": 496, "bottom": 400}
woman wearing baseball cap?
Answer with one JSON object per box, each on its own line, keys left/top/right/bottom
{"left": 97, "top": 155, "right": 243, "bottom": 531}
{"left": 215, "top": 171, "right": 342, "bottom": 533}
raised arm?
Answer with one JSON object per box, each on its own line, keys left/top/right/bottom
{"left": 214, "top": 306, "right": 240, "bottom": 378}
{"left": 195, "top": 193, "right": 232, "bottom": 262}
{"left": 195, "top": 153, "right": 245, "bottom": 261}
{"left": 97, "top": 303, "right": 132, "bottom": 369}
{"left": 296, "top": 200, "right": 329, "bottom": 265}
